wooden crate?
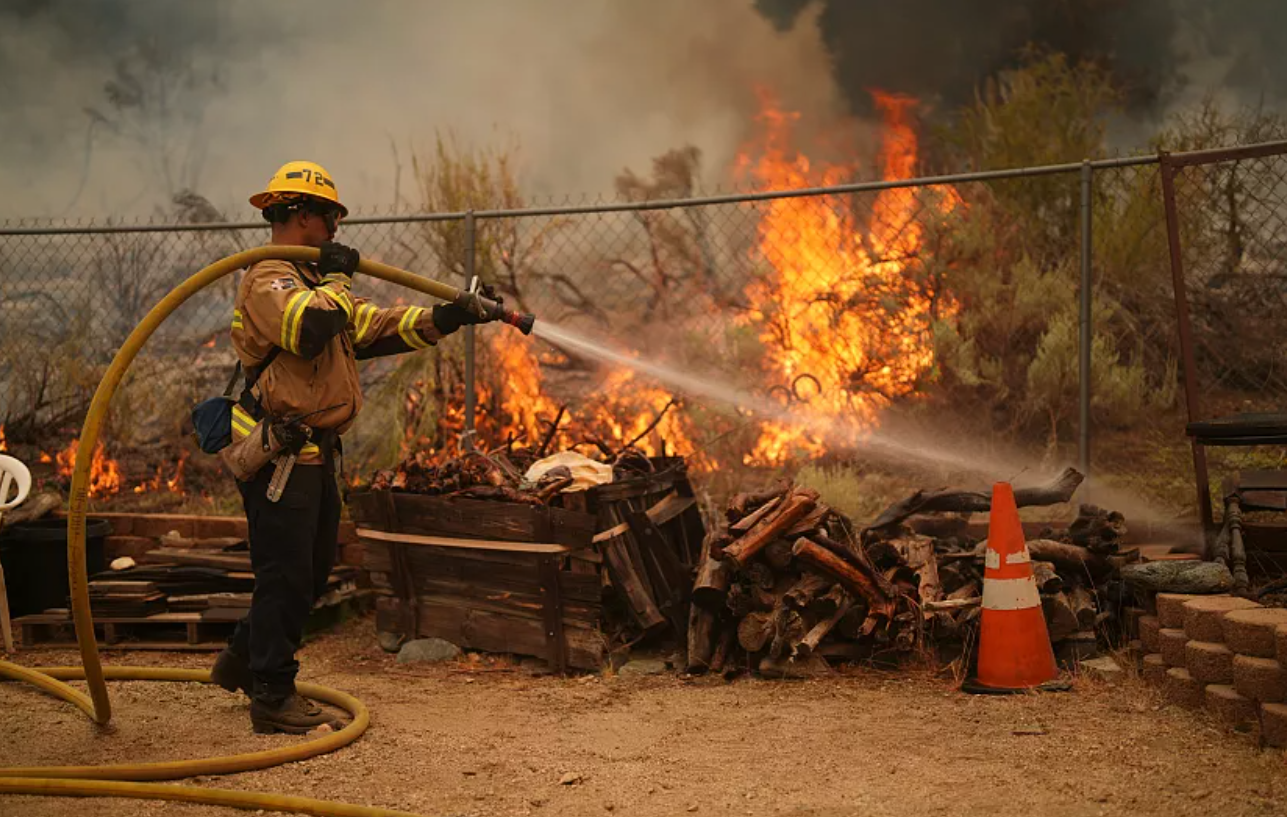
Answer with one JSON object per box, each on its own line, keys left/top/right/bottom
{"left": 351, "top": 490, "right": 605, "bottom": 671}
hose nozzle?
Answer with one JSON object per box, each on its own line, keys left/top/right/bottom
{"left": 452, "top": 290, "right": 536, "bottom": 336}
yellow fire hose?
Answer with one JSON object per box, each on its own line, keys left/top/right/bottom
{"left": 0, "top": 246, "right": 510, "bottom": 816}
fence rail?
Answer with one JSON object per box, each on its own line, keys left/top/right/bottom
{"left": 3, "top": 140, "right": 1286, "bottom": 500}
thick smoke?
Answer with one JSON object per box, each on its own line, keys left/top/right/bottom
{"left": 754, "top": 0, "right": 1287, "bottom": 115}
{"left": 0, "top": 0, "right": 842, "bottom": 219}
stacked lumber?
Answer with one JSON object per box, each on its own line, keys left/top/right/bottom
{"left": 86, "top": 539, "right": 360, "bottom": 617}
{"left": 686, "top": 469, "right": 1115, "bottom": 676}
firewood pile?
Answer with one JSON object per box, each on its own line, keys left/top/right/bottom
{"left": 686, "top": 467, "right": 1130, "bottom": 677}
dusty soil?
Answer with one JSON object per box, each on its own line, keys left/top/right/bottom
{"left": 2, "top": 617, "right": 1285, "bottom": 817}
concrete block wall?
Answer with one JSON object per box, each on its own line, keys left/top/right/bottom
{"left": 1137, "top": 591, "right": 1287, "bottom": 747}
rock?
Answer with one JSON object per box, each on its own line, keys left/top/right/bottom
{"left": 1079, "top": 656, "right": 1123, "bottom": 684}
{"left": 757, "top": 653, "right": 832, "bottom": 679}
{"left": 1185, "top": 641, "right": 1234, "bottom": 684}
{"left": 307, "top": 723, "right": 334, "bottom": 736}
{"left": 1158, "top": 628, "right": 1189, "bottom": 668}
{"left": 1121, "top": 562, "right": 1233, "bottom": 595}
{"left": 109, "top": 556, "right": 136, "bottom": 571}
{"left": 377, "top": 631, "right": 405, "bottom": 654}
{"left": 617, "top": 659, "right": 669, "bottom": 676}
{"left": 559, "top": 772, "right": 583, "bottom": 786}
{"left": 1232, "top": 655, "right": 1287, "bottom": 703}
{"left": 396, "top": 638, "right": 463, "bottom": 664}
{"left": 1223, "top": 609, "right": 1287, "bottom": 658}
{"left": 1182, "top": 596, "right": 1261, "bottom": 642}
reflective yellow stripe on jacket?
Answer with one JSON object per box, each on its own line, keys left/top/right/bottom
{"left": 230, "top": 404, "right": 320, "bottom": 457}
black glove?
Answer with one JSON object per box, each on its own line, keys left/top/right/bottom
{"left": 432, "top": 283, "right": 503, "bottom": 335}
{"left": 271, "top": 419, "right": 311, "bottom": 454}
{"left": 318, "top": 241, "right": 360, "bottom": 277}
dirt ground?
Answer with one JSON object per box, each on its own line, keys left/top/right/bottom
{"left": 2, "top": 617, "right": 1285, "bottom": 817}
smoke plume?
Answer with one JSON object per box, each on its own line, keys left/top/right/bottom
{"left": 754, "top": 0, "right": 1287, "bottom": 116}
{"left": 0, "top": 0, "right": 841, "bottom": 219}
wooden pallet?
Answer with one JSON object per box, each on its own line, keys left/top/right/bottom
{"left": 15, "top": 588, "right": 371, "bottom": 651}
{"left": 15, "top": 611, "right": 243, "bottom": 650}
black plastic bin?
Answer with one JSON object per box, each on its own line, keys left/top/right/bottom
{"left": 0, "top": 518, "right": 111, "bottom": 617}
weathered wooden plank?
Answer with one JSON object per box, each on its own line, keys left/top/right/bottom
{"left": 357, "top": 528, "right": 570, "bottom": 554}
{"left": 376, "top": 596, "right": 606, "bottom": 670}
{"left": 351, "top": 489, "right": 598, "bottom": 547}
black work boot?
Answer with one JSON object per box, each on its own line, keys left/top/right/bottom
{"left": 250, "top": 692, "right": 332, "bottom": 735}
{"left": 210, "top": 648, "right": 253, "bottom": 696}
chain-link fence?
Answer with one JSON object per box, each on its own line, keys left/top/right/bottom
{"left": 2, "top": 143, "right": 1283, "bottom": 508}
{"left": 1157, "top": 143, "right": 1287, "bottom": 525}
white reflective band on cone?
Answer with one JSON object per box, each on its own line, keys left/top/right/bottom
{"left": 982, "top": 576, "right": 1041, "bottom": 611}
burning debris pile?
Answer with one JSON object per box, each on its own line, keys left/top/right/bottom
{"left": 366, "top": 442, "right": 662, "bottom": 506}
{"left": 686, "top": 467, "right": 1133, "bottom": 677}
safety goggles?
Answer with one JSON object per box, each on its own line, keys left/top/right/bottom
{"left": 302, "top": 201, "right": 344, "bottom": 233}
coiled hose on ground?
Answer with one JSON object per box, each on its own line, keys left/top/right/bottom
{"left": 0, "top": 246, "right": 482, "bottom": 816}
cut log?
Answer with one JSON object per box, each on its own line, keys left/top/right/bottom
{"left": 745, "top": 561, "right": 776, "bottom": 591}
{"left": 726, "top": 584, "right": 753, "bottom": 618}
{"left": 769, "top": 606, "right": 807, "bottom": 660}
{"left": 784, "top": 573, "right": 834, "bottom": 610}
{"left": 807, "top": 531, "right": 900, "bottom": 600}
{"left": 791, "top": 537, "right": 896, "bottom": 618}
{"left": 835, "top": 604, "right": 867, "bottom": 640}
{"left": 1068, "top": 503, "right": 1127, "bottom": 554}
{"left": 795, "top": 594, "right": 853, "bottom": 659}
{"left": 686, "top": 604, "right": 716, "bottom": 673}
{"left": 924, "top": 597, "right": 981, "bottom": 612}
{"left": 763, "top": 539, "right": 795, "bottom": 572}
{"left": 709, "top": 627, "right": 734, "bottom": 674}
{"left": 4, "top": 492, "right": 62, "bottom": 526}
{"left": 866, "top": 467, "right": 1084, "bottom": 532}
{"left": 890, "top": 533, "right": 942, "bottom": 617}
{"left": 692, "top": 557, "right": 732, "bottom": 612}
{"left": 1042, "top": 592, "right": 1080, "bottom": 642}
{"left": 1032, "top": 561, "right": 1063, "bottom": 593}
{"left": 729, "top": 495, "right": 784, "bottom": 535}
{"left": 738, "top": 611, "right": 774, "bottom": 653}
{"left": 1068, "top": 585, "right": 1098, "bottom": 629}
{"left": 1025, "top": 540, "right": 1114, "bottom": 583}
{"left": 723, "top": 489, "right": 820, "bottom": 566}
{"left": 809, "top": 583, "right": 847, "bottom": 619}
{"left": 727, "top": 482, "right": 791, "bottom": 523}
{"left": 783, "top": 504, "right": 832, "bottom": 539}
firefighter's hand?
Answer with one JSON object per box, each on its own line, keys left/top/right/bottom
{"left": 432, "top": 284, "right": 503, "bottom": 335}
{"left": 318, "top": 241, "right": 360, "bottom": 278}
{"left": 271, "top": 420, "right": 311, "bottom": 454}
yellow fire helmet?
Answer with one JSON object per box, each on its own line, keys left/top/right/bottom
{"left": 248, "top": 160, "right": 349, "bottom": 217}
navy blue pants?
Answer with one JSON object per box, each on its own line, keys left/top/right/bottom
{"left": 229, "top": 463, "right": 340, "bottom": 702}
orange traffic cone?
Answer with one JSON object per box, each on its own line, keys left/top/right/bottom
{"left": 964, "top": 481, "right": 1059, "bottom": 693}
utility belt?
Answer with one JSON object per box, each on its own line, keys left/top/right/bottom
{"left": 234, "top": 393, "right": 343, "bottom": 470}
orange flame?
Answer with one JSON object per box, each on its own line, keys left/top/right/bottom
{"left": 736, "top": 88, "right": 960, "bottom": 464}
{"left": 133, "top": 452, "right": 188, "bottom": 495}
{"left": 0, "top": 424, "right": 6, "bottom": 453}
{"left": 51, "top": 438, "right": 123, "bottom": 499}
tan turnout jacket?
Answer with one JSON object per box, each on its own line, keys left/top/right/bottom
{"left": 229, "top": 255, "right": 444, "bottom": 464}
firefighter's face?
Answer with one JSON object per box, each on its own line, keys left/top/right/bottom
{"left": 299, "top": 205, "right": 341, "bottom": 245}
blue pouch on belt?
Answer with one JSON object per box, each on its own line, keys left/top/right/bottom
{"left": 191, "top": 395, "right": 236, "bottom": 454}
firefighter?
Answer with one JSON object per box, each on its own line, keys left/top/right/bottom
{"left": 210, "top": 160, "right": 497, "bottom": 733}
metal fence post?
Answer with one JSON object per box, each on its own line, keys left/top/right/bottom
{"left": 1079, "top": 160, "right": 1093, "bottom": 478}
{"left": 463, "top": 210, "right": 477, "bottom": 451}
